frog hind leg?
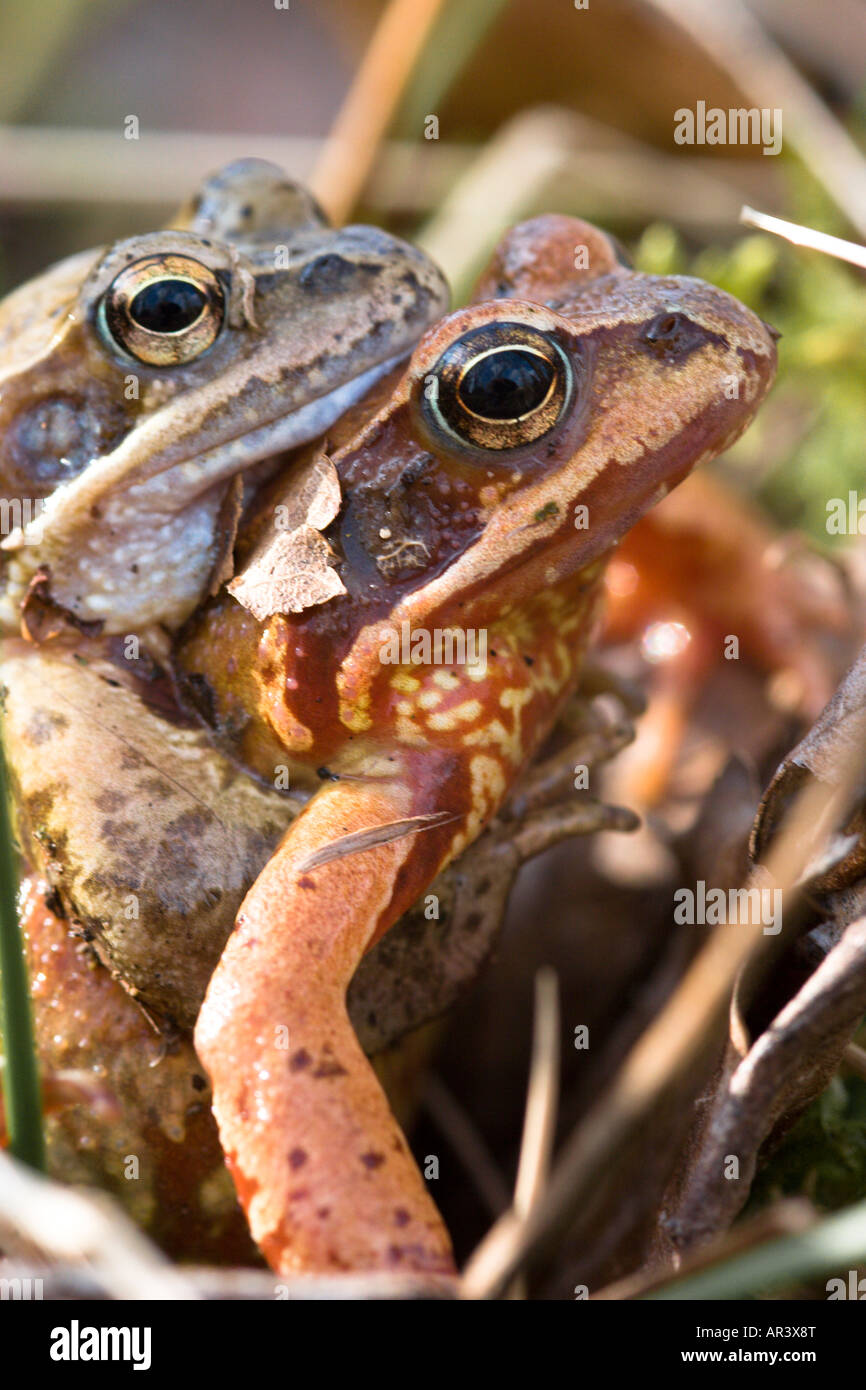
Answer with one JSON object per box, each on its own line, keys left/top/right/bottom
{"left": 194, "top": 772, "right": 459, "bottom": 1277}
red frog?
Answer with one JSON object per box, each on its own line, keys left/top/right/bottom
{"left": 175, "top": 215, "right": 778, "bottom": 1274}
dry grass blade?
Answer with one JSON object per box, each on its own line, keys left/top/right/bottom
{"left": 741, "top": 205, "right": 866, "bottom": 269}
{"left": 422, "top": 1073, "right": 512, "bottom": 1218}
{"left": 505, "top": 969, "right": 560, "bottom": 1300}
{"left": 513, "top": 969, "right": 561, "bottom": 1223}
{"left": 0, "top": 125, "right": 473, "bottom": 210}
{"left": 593, "top": 1199, "right": 817, "bottom": 1300}
{"left": 416, "top": 107, "right": 769, "bottom": 298}
{"left": 294, "top": 811, "right": 459, "bottom": 872}
{"left": 310, "top": 0, "right": 449, "bottom": 225}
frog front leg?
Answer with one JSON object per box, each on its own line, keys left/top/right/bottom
{"left": 194, "top": 759, "right": 461, "bottom": 1275}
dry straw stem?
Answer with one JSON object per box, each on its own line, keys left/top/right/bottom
{"left": 0, "top": 122, "right": 771, "bottom": 228}
{"left": 645, "top": 0, "right": 866, "bottom": 240}
{"left": 310, "top": 0, "right": 449, "bottom": 225}
{"left": 513, "top": 969, "right": 561, "bottom": 1223}
{"left": 422, "top": 1073, "right": 512, "bottom": 1218}
{"left": 741, "top": 205, "right": 866, "bottom": 270}
{"left": 647, "top": 1194, "right": 866, "bottom": 1300}
{"left": 506, "top": 968, "right": 561, "bottom": 1300}
{"left": 460, "top": 753, "right": 866, "bottom": 1299}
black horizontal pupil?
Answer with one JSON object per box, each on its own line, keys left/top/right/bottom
{"left": 459, "top": 349, "right": 554, "bottom": 421}
{"left": 129, "top": 279, "right": 207, "bottom": 333}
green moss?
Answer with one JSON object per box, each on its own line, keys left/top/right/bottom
{"left": 748, "top": 1074, "right": 866, "bottom": 1215}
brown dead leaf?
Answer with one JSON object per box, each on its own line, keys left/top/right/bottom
{"left": 228, "top": 448, "right": 347, "bottom": 619}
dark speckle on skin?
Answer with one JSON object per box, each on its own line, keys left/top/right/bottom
{"left": 298, "top": 876, "right": 316, "bottom": 890}
{"left": 312, "top": 1053, "right": 348, "bottom": 1078}
{"left": 164, "top": 807, "right": 218, "bottom": 838}
{"left": 119, "top": 746, "right": 148, "bottom": 772}
{"left": 93, "top": 789, "right": 126, "bottom": 814}
{"left": 299, "top": 254, "right": 359, "bottom": 294}
{"left": 361, "top": 1151, "right": 385, "bottom": 1170}
{"left": 139, "top": 777, "right": 176, "bottom": 802}
{"left": 100, "top": 818, "right": 138, "bottom": 842}
{"left": 288, "top": 1147, "right": 308, "bottom": 1170}
{"left": 394, "top": 1208, "right": 410, "bottom": 1227}
{"left": 289, "top": 1048, "right": 312, "bottom": 1072}
{"left": 26, "top": 709, "right": 69, "bottom": 746}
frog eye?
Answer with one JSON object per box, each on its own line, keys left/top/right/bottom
{"left": 98, "top": 254, "right": 226, "bottom": 366}
{"left": 422, "top": 322, "right": 573, "bottom": 451}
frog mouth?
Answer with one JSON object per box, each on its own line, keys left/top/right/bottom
{"left": 0, "top": 349, "right": 411, "bottom": 636}
{"left": 2, "top": 348, "right": 406, "bottom": 555}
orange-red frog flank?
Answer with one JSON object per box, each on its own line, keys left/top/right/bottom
{"left": 176, "top": 216, "right": 778, "bottom": 1276}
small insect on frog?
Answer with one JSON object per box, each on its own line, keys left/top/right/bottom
{"left": 176, "top": 215, "right": 778, "bottom": 1275}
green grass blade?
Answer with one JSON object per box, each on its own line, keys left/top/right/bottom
{"left": 0, "top": 734, "right": 44, "bottom": 1170}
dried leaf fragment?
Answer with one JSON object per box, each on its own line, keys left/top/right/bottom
{"left": 228, "top": 449, "right": 347, "bottom": 619}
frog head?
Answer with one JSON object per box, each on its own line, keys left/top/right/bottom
{"left": 0, "top": 159, "right": 448, "bottom": 633}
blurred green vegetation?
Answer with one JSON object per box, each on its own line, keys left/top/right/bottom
{"left": 747, "top": 1074, "right": 866, "bottom": 1217}
{"left": 634, "top": 162, "right": 866, "bottom": 547}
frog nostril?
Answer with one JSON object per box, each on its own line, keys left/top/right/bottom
{"left": 647, "top": 312, "right": 685, "bottom": 341}
{"left": 642, "top": 310, "right": 705, "bottom": 360}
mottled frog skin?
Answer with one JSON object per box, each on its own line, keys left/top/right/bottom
{"left": 1, "top": 206, "right": 777, "bottom": 1277}
{"left": 0, "top": 158, "right": 447, "bottom": 635}
{"left": 0, "top": 161, "right": 449, "bottom": 1036}
{"left": 174, "top": 215, "right": 778, "bottom": 1276}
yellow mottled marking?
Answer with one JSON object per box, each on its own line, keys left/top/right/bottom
{"left": 433, "top": 670, "right": 461, "bottom": 691}
{"left": 394, "top": 699, "right": 429, "bottom": 747}
{"left": 390, "top": 671, "right": 421, "bottom": 694}
{"left": 339, "top": 696, "right": 373, "bottom": 733}
{"left": 464, "top": 719, "right": 510, "bottom": 753}
{"left": 449, "top": 753, "right": 509, "bottom": 857}
{"left": 426, "top": 709, "right": 458, "bottom": 733}
{"left": 427, "top": 699, "right": 484, "bottom": 732}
